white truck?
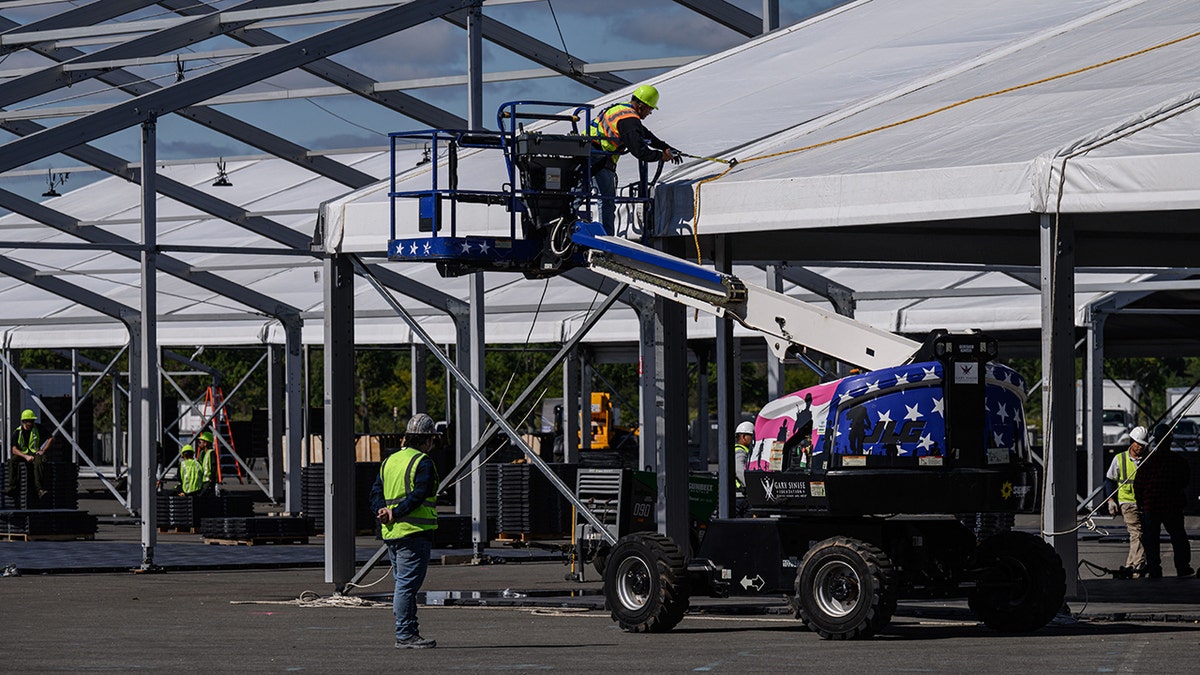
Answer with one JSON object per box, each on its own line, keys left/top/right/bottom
{"left": 1075, "top": 379, "right": 1139, "bottom": 449}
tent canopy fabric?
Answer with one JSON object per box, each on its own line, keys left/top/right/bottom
{"left": 1, "top": 0, "right": 1196, "bottom": 354}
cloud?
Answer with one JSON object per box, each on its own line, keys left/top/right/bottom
{"left": 335, "top": 22, "right": 466, "bottom": 82}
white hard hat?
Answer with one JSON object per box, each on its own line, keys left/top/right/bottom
{"left": 735, "top": 421, "right": 755, "bottom": 436}
{"left": 1129, "top": 425, "right": 1150, "bottom": 446}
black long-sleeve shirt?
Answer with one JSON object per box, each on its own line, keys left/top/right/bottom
{"left": 614, "top": 114, "right": 671, "bottom": 163}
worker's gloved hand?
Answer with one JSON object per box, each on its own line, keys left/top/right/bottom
{"left": 665, "top": 148, "right": 683, "bottom": 165}
{"left": 1107, "top": 500, "right": 1120, "bottom": 516}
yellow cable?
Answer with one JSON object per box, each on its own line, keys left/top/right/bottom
{"left": 689, "top": 27, "right": 1200, "bottom": 264}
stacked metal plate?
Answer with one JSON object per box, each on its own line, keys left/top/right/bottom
{"left": 156, "top": 493, "right": 255, "bottom": 530}
{"left": 0, "top": 461, "right": 78, "bottom": 510}
{"left": 433, "top": 513, "right": 472, "bottom": 548}
{"left": 0, "top": 509, "right": 97, "bottom": 537}
{"left": 488, "top": 463, "right": 576, "bottom": 537}
{"left": 200, "top": 515, "right": 313, "bottom": 540}
{"left": 300, "top": 462, "right": 381, "bottom": 534}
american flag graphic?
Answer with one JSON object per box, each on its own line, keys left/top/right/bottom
{"left": 749, "top": 361, "right": 1027, "bottom": 469}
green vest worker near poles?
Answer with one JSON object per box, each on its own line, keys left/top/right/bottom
{"left": 5, "top": 409, "right": 54, "bottom": 502}
{"left": 178, "top": 445, "right": 202, "bottom": 495}
{"left": 195, "top": 431, "right": 218, "bottom": 495}
{"left": 369, "top": 413, "right": 441, "bottom": 649}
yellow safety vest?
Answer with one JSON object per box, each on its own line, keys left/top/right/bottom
{"left": 1115, "top": 451, "right": 1139, "bottom": 504}
{"left": 180, "top": 457, "right": 202, "bottom": 494}
{"left": 588, "top": 103, "right": 640, "bottom": 154}
{"left": 380, "top": 447, "right": 439, "bottom": 540}
{"left": 12, "top": 426, "right": 40, "bottom": 455}
{"left": 200, "top": 448, "right": 216, "bottom": 484}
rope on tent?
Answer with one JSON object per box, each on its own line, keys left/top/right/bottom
{"left": 688, "top": 26, "right": 1200, "bottom": 265}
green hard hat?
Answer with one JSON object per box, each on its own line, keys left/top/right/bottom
{"left": 198, "top": 431, "right": 214, "bottom": 443}
{"left": 180, "top": 444, "right": 194, "bottom": 455}
{"left": 632, "top": 84, "right": 659, "bottom": 109}
{"left": 20, "top": 409, "right": 36, "bottom": 421}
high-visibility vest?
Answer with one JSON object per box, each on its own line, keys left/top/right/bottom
{"left": 180, "top": 458, "right": 202, "bottom": 494}
{"left": 12, "top": 426, "right": 40, "bottom": 456}
{"left": 588, "top": 103, "right": 640, "bottom": 154}
{"left": 1115, "top": 451, "right": 1139, "bottom": 504}
{"left": 200, "top": 448, "right": 216, "bottom": 483}
{"left": 380, "top": 447, "right": 439, "bottom": 540}
{"left": 734, "top": 442, "right": 749, "bottom": 489}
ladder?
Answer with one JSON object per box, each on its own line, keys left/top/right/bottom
{"left": 202, "top": 385, "right": 243, "bottom": 484}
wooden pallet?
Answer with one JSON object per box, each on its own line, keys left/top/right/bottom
{"left": 203, "top": 536, "right": 309, "bottom": 546}
{"left": 157, "top": 527, "right": 198, "bottom": 534}
{"left": 0, "top": 532, "right": 95, "bottom": 542}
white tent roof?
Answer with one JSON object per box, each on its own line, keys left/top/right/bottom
{"left": 1, "top": 0, "right": 1191, "bottom": 352}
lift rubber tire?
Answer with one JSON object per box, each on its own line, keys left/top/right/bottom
{"left": 592, "top": 541, "right": 610, "bottom": 577}
{"left": 603, "top": 532, "right": 690, "bottom": 633}
{"left": 794, "top": 536, "right": 897, "bottom": 640}
{"left": 968, "top": 530, "right": 1066, "bottom": 633}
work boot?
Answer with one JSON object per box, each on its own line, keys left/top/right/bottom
{"left": 1177, "top": 566, "right": 1194, "bottom": 577}
{"left": 395, "top": 635, "right": 436, "bottom": 649}
{"left": 1145, "top": 566, "right": 1163, "bottom": 579}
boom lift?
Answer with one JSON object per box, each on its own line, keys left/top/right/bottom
{"left": 386, "top": 102, "right": 1065, "bottom": 639}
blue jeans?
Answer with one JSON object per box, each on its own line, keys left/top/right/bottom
{"left": 387, "top": 534, "right": 432, "bottom": 640}
{"left": 591, "top": 165, "right": 617, "bottom": 234}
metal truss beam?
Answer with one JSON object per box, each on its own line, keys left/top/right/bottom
{"left": 442, "top": 10, "right": 629, "bottom": 93}
{"left": 159, "top": 0, "right": 467, "bottom": 130}
{"left": 0, "top": 187, "right": 301, "bottom": 321}
{"left": 0, "top": 115, "right": 461, "bottom": 313}
{"left": 672, "top": 0, "right": 762, "bottom": 37}
{"left": 0, "top": 0, "right": 160, "bottom": 56}
{"left": 772, "top": 264, "right": 856, "bottom": 317}
{"left": 0, "top": 0, "right": 474, "bottom": 174}
{"left": 0, "top": 9, "right": 377, "bottom": 188}
{"left": 0, "top": 254, "right": 133, "bottom": 322}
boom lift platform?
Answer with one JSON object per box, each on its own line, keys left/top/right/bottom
{"left": 385, "top": 101, "right": 1065, "bottom": 639}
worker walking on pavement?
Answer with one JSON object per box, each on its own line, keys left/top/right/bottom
{"left": 1104, "top": 425, "right": 1149, "bottom": 576}
{"left": 588, "top": 84, "right": 682, "bottom": 233}
{"left": 1134, "top": 429, "right": 1193, "bottom": 579}
{"left": 6, "top": 409, "right": 55, "bottom": 503}
{"left": 370, "top": 413, "right": 441, "bottom": 649}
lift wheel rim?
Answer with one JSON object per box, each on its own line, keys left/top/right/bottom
{"left": 614, "top": 556, "right": 653, "bottom": 611}
{"left": 812, "top": 559, "right": 862, "bottom": 618}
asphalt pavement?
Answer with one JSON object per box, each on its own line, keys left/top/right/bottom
{"left": 2, "top": 496, "right": 1199, "bottom": 671}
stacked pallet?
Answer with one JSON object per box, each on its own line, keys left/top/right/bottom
{"left": 200, "top": 515, "right": 313, "bottom": 544}
{"left": 488, "top": 463, "right": 576, "bottom": 538}
{"left": 433, "top": 513, "right": 473, "bottom": 548}
{"left": 0, "top": 461, "right": 78, "bottom": 510}
{"left": 300, "top": 462, "right": 380, "bottom": 534}
{"left": 0, "top": 509, "right": 97, "bottom": 540}
{"left": 156, "top": 493, "right": 254, "bottom": 531}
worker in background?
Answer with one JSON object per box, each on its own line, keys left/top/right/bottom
{"left": 196, "top": 430, "right": 220, "bottom": 496}
{"left": 1133, "top": 429, "right": 1193, "bottom": 578}
{"left": 588, "top": 84, "right": 682, "bottom": 233}
{"left": 1104, "top": 425, "right": 1149, "bottom": 576}
{"left": 5, "top": 409, "right": 55, "bottom": 502}
{"left": 370, "top": 412, "right": 441, "bottom": 649}
{"left": 733, "top": 421, "right": 754, "bottom": 517}
{"left": 177, "top": 444, "right": 203, "bottom": 496}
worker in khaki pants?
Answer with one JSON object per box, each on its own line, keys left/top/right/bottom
{"left": 1105, "top": 425, "right": 1150, "bottom": 575}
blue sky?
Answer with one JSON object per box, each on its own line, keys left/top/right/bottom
{"left": 0, "top": 0, "right": 843, "bottom": 202}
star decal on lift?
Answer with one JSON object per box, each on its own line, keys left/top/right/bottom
{"left": 904, "top": 403, "right": 922, "bottom": 422}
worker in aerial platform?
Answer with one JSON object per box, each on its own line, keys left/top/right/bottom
{"left": 588, "top": 84, "right": 682, "bottom": 233}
